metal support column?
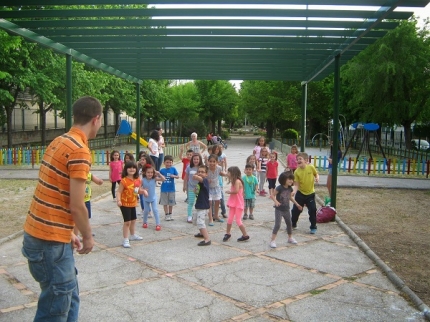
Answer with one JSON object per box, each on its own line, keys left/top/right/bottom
{"left": 331, "top": 54, "right": 341, "bottom": 209}
{"left": 301, "top": 83, "right": 307, "bottom": 152}
{"left": 66, "top": 54, "right": 72, "bottom": 131}
{"left": 136, "top": 83, "right": 141, "bottom": 156}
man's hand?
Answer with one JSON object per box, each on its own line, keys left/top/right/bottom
{"left": 78, "top": 236, "right": 94, "bottom": 254}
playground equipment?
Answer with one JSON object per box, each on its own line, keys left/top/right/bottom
{"left": 328, "top": 118, "right": 347, "bottom": 150}
{"left": 343, "top": 122, "right": 386, "bottom": 160}
{"left": 116, "top": 120, "right": 148, "bottom": 147}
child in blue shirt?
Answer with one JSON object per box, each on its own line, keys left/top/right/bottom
{"left": 242, "top": 164, "right": 258, "bottom": 220}
{"left": 159, "top": 155, "right": 179, "bottom": 221}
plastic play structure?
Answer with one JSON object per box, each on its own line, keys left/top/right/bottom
{"left": 116, "top": 120, "right": 148, "bottom": 147}
{"left": 343, "top": 122, "right": 386, "bottom": 160}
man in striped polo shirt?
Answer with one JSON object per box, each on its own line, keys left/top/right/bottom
{"left": 22, "top": 96, "right": 102, "bottom": 321}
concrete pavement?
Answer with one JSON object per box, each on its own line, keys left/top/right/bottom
{"left": 0, "top": 136, "right": 428, "bottom": 321}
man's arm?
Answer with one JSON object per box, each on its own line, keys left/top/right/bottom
{"left": 70, "top": 178, "right": 94, "bottom": 254}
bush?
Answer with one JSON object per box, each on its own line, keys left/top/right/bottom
{"left": 282, "top": 128, "right": 299, "bottom": 140}
{"left": 220, "top": 130, "right": 230, "bottom": 139}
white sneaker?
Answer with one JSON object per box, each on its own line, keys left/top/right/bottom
{"left": 288, "top": 237, "right": 298, "bottom": 244}
{"left": 270, "top": 241, "right": 277, "bottom": 248}
{"left": 129, "top": 234, "right": 143, "bottom": 241}
{"left": 123, "top": 239, "right": 131, "bottom": 248}
{"left": 165, "top": 214, "right": 171, "bottom": 221}
{"left": 148, "top": 212, "right": 153, "bottom": 218}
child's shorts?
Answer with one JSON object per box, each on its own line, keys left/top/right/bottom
{"left": 244, "top": 198, "right": 255, "bottom": 209}
{"left": 209, "top": 186, "right": 222, "bottom": 201}
{"left": 159, "top": 192, "right": 176, "bottom": 206}
{"left": 193, "top": 209, "right": 207, "bottom": 229}
{"left": 267, "top": 178, "right": 277, "bottom": 189}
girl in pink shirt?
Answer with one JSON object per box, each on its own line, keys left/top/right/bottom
{"left": 223, "top": 166, "right": 250, "bottom": 242}
{"left": 109, "top": 150, "right": 123, "bottom": 201}
{"left": 286, "top": 145, "right": 299, "bottom": 173}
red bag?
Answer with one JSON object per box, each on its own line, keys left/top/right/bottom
{"left": 316, "top": 206, "right": 336, "bottom": 223}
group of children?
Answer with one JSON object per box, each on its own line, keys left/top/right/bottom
{"left": 104, "top": 136, "right": 319, "bottom": 249}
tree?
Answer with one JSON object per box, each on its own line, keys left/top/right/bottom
{"left": 342, "top": 18, "right": 430, "bottom": 149}
{"left": 239, "top": 81, "right": 301, "bottom": 139}
{"left": 194, "top": 80, "right": 238, "bottom": 133}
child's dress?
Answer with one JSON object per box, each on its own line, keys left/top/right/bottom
{"left": 142, "top": 178, "right": 160, "bottom": 226}
{"left": 287, "top": 153, "right": 298, "bottom": 172}
{"left": 110, "top": 160, "right": 123, "bottom": 199}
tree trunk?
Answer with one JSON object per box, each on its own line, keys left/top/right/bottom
{"left": 103, "top": 108, "right": 108, "bottom": 139}
{"left": 6, "top": 104, "right": 13, "bottom": 148}
{"left": 39, "top": 99, "right": 47, "bottom": 146}
{"left": 217, "top": 119, "right": 222, "bottom": 134}
{"left": 402, "top": 121, "right": 413, "bottom": 150}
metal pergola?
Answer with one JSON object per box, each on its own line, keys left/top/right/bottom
{"left": 1, "top": 0, "right": 429, "bottom": 207}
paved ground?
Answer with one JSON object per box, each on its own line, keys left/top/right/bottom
{"left": 0, "top": 136, "right": 428, "bottom": 321}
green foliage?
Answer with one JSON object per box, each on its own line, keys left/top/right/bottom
{"left": 342, "top": 18, "right": 430, "bottom": 149}
{"left": 283, "top": 128, "right": 299, "bottom": 140}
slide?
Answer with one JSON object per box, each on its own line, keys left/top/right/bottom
{"left": 130, "top": 132, "right": 148, "bottom": 147}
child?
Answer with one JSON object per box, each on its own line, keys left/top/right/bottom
{"left": 137, "top": 151, "right": 155, "bottom": 217}
{"left": 74, "top": 172, "right": 103, "bottom": 238}
{"left": 141, "top": 165, "right": 165, "bottom": 231}
{"left": 286, "top": 144, "right": 299, "bottom": 173}
{"left": 213, "top": 144, "right": 227, "bottom": 218}
{"left": 242, "top": 164, "right": 258, "bottom": 220}
{"left": 203, "top": 145, "right": 213, "bottom": 166}
{"left": 192, "top": 165, "right": 212, "bottom": 246}
{"left": 179, "top": 147, "right": 193, "bottom": 202}
{"left": 246, "top": 155, "right": 258, "bottom": 177}
{"left": 116, "top": 161, "right": 144, "bottom": 248}
{"left": 291, "top": 152, "right": 320, "bottom": 234}
{"left": 223, "top": 166, "right": 250, "bottom": 242}
{"left": 183, "top": 153, "right": 204, "bottom": 223}
{"left": 109, "top": 150, "right": 123, "bottom": 201}
{"left": 266, "top": 152, "right": 279, "bottom": 197}
{"left": 257, "top": 147, "right": 270, "bottom": 196}
{"left": 269, "top": 172, "right": 302, "bottom": 248}
{"left": 253, "top": 136, "right": 269, "bottom": 160}
{"left": 159, "top": 155, "right": 179, "bottom": 221}
{"left": 207, "top": 154, "right": 226, "bottom": 226}
{"left": 124, "top": 152, "right": 135, "bottom": 163}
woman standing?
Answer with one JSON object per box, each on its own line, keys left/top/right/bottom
{"left": 185, "top": 132, "right": 207, "bottom": 155}
{"left": 156, "top": 127, "right": 165, "bottom": 171}
{"left": 148, "top": 130, "right": 160, "bottom": 171}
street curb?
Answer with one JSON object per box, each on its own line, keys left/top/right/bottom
{"left": 335, "top": 214, "right": 430, "bottom": 320}
{"left": 0, "top": 230, "right": 23, "bottom": 246}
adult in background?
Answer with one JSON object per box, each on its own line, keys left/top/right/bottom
{"left": 21, "top": 96, "right": 102, "bottom": 321}
{"left": 186, "top": 132, "right": 207, "bottom": 155}
{"left": 206, "top": 132, "right": 213, "bottom": 145}
{"left": 148, "top": 129, "right": 160, "bottom": 171}
{"left": 156, "top": 127, "right": 166, "bottom": 170}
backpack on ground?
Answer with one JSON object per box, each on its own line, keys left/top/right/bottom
{"left": 316, "top": 206, "right": 336, "bottom": 223}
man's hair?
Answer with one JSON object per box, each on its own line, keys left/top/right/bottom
{"left": 164, "top": 155, "right": 173, "bottom": 162}
{"left": 297, "top": 152, "right": 309, "bottom": 160}
{"left": 73, "top": 96, "right": 102, "bottom": 125}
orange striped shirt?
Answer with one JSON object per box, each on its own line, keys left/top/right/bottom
{"left": 24, "top": 127, "right": 91, "bottom": 243}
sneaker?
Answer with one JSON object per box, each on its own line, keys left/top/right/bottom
{"left": 215, "top": 218, "right": 224, "bottom": 223}
{"left": 187, "top": 217, "right": 193, "bottom": 223}
{"left": 222, "top": 234, "right": 231, "bottom": 242}
{"left": 270, "top": 241, "right": 277, "bottom": 248}
{"left": 208, "top": 222, "right": 214, "bottom": 226}
{"left": 194, "top": 233, "right": 204, "bottom": 238}
{"left": 155, "top": 225, "right": 161, "bottom": 231}
{"left": 292, "top": 225, "right": 298, "bottom": 230}
{"left": 243, "top": 214, "right": 248, "bottom": 220}
{"left": 122, "top": 239, "right": 131, "bottom": 248}
{"left": 249, "top": 214, "right": 254, "bottom": 220}
{"left": 148, "top": 212, "right": 153, "bottom": 218}
{"left": 237, "top": 235, "right": 250, "bottom": 242}
{"left": 129, "top": 234, "right": 143, "bottom": 241}
{"left": 142, "top": 223, "right": 148, "bottom": 228}
{"left": 310, "top": 229, "right": 317, "bottom": 234}
{"left": 197, "top": 240, "right": 211, "bottom": 246}
{"left": 288, "top": 237, "right": 298, "bottom": 244}
{"left": 165, "top": 214, "right": 171, "bottom": 221}
{"left": 169, "top": 213, "right": 174, "bottom": 221}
